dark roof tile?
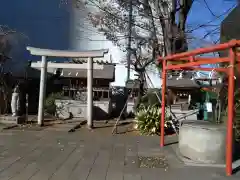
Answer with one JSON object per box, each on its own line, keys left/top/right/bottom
{"left": 167, "top": 78, "right": 200, "bottom": 88}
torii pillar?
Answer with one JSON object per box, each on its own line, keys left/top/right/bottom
{"left": 27, "top": 47, "right": 108, "bottom": 128}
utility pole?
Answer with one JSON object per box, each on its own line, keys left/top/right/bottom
{"left": 126, "top": 0, "right": 133, "bottom": 81}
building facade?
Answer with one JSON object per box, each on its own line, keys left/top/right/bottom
{"left": 0, "top": 0, "right": 161, "bottom": 87}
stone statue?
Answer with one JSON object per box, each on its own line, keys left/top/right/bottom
{"left": 11, "top": 85, "right": 20, "bottom": 117}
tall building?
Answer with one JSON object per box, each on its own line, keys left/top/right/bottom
{"left": 220, "top": 4, "right": 240, "bottom": 57}
{"left": 0, "top": 0, "right": 161, "bottom": 87}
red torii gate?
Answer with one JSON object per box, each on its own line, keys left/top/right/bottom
{"left": 158, "top": 39, "right": 240, "bottom": 176}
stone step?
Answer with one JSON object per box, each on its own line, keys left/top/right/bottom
{"left": 0, "top": 116, "right": 25, "bottom": 124}
{"left": 44, "top": 122, "right": 81, "bottom": 132}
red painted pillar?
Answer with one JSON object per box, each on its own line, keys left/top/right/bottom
{"left": 160, "top": 60, "right": 167, "bottom": 147}
{"left": 226, "top": 48, "right": 235, "bottom": 176}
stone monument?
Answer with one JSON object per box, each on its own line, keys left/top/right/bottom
{"left": 178, "top": 120, "right": 232, "bottom": 164}
{"left": 11, "top": 85, "right": 20, "bottom": 117}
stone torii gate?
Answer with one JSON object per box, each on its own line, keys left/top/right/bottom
{"left": 26, "top": 47, "right": 109, "bottom": 128}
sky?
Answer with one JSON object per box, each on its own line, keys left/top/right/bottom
{"left": 114, "top": 0, "right": 239, "bottom": 87}
{"left": 187, "top": 0, "right": 237, "bottom": 50}
{"left": 183, "top": 0, "right": 238, "bottom": 77}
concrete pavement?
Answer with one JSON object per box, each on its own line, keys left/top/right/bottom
{"left": 0, "top": 128, "right": 239, "bottom": 180}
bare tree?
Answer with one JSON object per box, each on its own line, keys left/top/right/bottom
{"left": 0, "top": 26, "right": 14, "bottom": 62}
{"left": 75, "top": 0, "right": 193, "bottom": 107}
{"left": 70, "top": 0, "right": 236, "bottom": 109}
{"left": 0, "top": 26, "right": 18, "bottom": 114}
{"left": 82, "top": 0, "right": 193, "bottom": 66}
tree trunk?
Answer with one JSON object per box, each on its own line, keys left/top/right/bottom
{"left": 134, "top": 71, "right": 145, "bottom": 110}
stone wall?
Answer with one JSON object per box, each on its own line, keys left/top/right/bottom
{"left": 55, "top": 99, "right": 112, "bottom": 120}
{"left": 179, "top": 120, "right": 230, "bottom": 164}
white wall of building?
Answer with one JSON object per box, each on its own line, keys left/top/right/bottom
{"left": 70, "top": 0, "right": 162, "bottom": 87}
{"left": 0, "top": 0, "right": 162, "bottom": 86}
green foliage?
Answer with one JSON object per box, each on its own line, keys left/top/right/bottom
{"left": 220, "top": 88, "right": 240, "bottom": 141}
{"left": 141, "top": 90, "right": 161, "bottom": 108}
{"left": 44, "top": 92, "right": 63, "bottom": 115}
{"left": 135, "top": 105, "right": 171, "bottom": 135}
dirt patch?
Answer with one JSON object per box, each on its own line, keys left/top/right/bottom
{"left": 84, "top": 120, "right": 140, "bottom": 135}
{"left": 138, "top": 156, "right": 168, "bottom": 169}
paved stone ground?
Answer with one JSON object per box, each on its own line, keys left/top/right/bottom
{"left": 0, "top": 128, "right": 239, "bottom": 180}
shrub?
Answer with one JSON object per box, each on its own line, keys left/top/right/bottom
{"left": 135, "top": 104, "right": 172, "bottom": 135}
{"left": 44, "top": 92, "right": 63, "bottom": 115}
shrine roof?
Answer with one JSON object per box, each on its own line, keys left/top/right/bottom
{"left": 167, "top": 78, "right": 200, "bottom": 88}
{"left": 48, "top": 67, "right": 115, "bottom": 80}
{"left": 166, "top": 71, "right": 199, "bottom": 88}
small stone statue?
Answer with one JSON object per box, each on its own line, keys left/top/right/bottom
{"left": 11, "top": 85, "right": 20, "bottom": 117}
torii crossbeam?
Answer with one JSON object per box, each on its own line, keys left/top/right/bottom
{"left": 158, "top": 39, "right": 240, "bottom": 176}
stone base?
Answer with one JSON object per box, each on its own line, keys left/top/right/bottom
{"left": 175, "top": 146, "right": 240, "bottom": 169}
{"left": 0, "top": 115, "right": 26, "bottom": 124}
{"left": 179, "top": 120, "right": 231, "bottom": 164}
